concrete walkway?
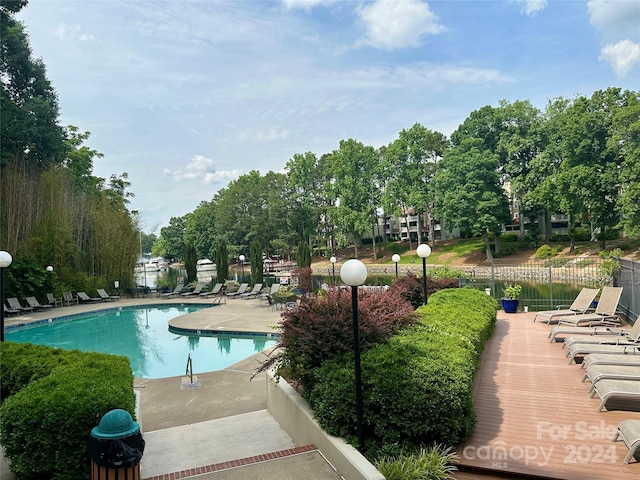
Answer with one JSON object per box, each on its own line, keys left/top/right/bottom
{"left": 1, "top": 296, "right": 345, "bottom": 480}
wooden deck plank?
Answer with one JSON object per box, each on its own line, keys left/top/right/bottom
{"left": 455, "top": 311, "right": 640, "bottom": 479}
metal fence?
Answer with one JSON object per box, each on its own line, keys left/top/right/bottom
{"left": 467, "top": 257, "right": 602, "bottom": 311}
{"left": 616, "top": 258, "right": 639, "bottom": 322}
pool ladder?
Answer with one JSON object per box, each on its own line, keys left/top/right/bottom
{"left": 185, "top": 354, "right": 194, "bottom": 384}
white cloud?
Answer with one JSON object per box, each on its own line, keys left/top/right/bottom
{"left": 599, "top": 39, "right": 640, "bottom": 76}
{"left": 357, "top": 0, "right": 445, "bottom": 50}
{"left": 163, "top": 155, "right": 241, "bottom": 184}
{"left": 587, "top": 0, "right": 640, "bottom": 38}
{"left": 54, "top": 23, "right": 95, "bottom": 42}
{"left": 516, "top": 0, "right": 547, "bottom": 16}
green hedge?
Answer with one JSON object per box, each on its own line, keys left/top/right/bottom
{"left": 0, "top": 342, "right": 135, "bottom": 480}
{"left": 307, "top": 288, "right": 497, "bottom": 457}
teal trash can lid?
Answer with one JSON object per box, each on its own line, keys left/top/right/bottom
{"left": 91, "top": 409, "right": 140, "bottom": 439}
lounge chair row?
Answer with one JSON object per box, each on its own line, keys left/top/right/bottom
{"left": 542, "top": 306, "right": 640, "bottom": 463}
{"left": 535, "top": 289, "right": 639, "bottom": 463}
{"left": 4, "top": 291, "right": 118, "bottom": 314}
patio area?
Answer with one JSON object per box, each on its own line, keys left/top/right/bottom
{"left": 456, "top": 310, "right": 639, "bottom": 479}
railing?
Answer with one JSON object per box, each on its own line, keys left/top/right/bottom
{"left": 616, "top": 258, "right": 639, "bottom": 322}
{"left": 185, "top": 353, "right": 194, "bottom": 385}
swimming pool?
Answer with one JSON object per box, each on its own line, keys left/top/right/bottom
{"left": 5, "top": 305, "right": 278, "bottom": 379}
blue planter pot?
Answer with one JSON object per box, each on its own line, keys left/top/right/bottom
{"left": 501, "top": 298, "right": 519, "bottom": 313}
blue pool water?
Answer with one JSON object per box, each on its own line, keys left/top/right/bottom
{"left": 5, "top": 305, "right": 278, "bottom": 379}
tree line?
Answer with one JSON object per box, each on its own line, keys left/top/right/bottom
{"left": 155, "top": 89, "right": 639, "bottom": 264}
{"left": 1, "top": 3, "right": 138, "bottom": 298}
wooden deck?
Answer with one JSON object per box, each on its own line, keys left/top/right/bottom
{"left": 454, "top": 311, "right": 639, "bottom": 480}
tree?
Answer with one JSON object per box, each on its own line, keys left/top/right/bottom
{"left": 382, "top": 124, "right": 448, "bottom": 248}
{"left": 185, "top": 200, "right": 217, "bottom": 259}
{"left": 0, "top": 3, "right": 65, "bottom": 168}
{"left": 609, "top": 91, "right": 640, "bottom": 239}
{"left": 326, "top": 139, "right": 378, "bottom": 258}
{"left": 434, "top": 138, "right": 511, "bottom": 261}
{"left": 214, "top": 238, "right": 229, "bottom": 282}
{"left": 297, "top": 241, "right": 311, "bottom": 268}
{"left": 159, "top": 216, "right": 188, "bottom": 261}
{"left": 184, "top": 242, "right": 197, "bottom": 284}
{"left": 249, "top": 240, "right": 263, "bottom": 284}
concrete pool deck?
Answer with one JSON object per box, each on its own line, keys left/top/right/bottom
{"left": 1, "top": 296, "right": 345, "bottom": 480}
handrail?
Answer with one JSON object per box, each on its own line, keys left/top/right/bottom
{"left": 185, "top": 353, "right": 193, "bottom": 384}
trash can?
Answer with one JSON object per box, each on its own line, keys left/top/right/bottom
{"left": 90, "top": 409, "right": 145, "bottom": 480}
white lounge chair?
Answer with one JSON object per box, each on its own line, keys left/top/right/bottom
{"left": 556, "top": 286, "right": 623, "bottom": 327}
{"left": 563, "top": 318, "right": 640, "bottom": 349}
{"left": 582, "top": 364, "right": 640, "bottom": 384}
{"left": 590, "top": 379, "right": 640, "bottom": 412}
{"left": 533, "top": 287, "right": 598, "bottom": 324}
{"left": 581, "top": 353, "right": 640, "bottom": 370}
{"left": 613, "top": 420, "right": 640, "bottom": 464}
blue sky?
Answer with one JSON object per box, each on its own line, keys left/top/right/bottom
{"left": 17, "top": 0, "right": 640, "bottom": 231}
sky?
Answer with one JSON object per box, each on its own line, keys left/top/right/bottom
{"left": 16, "top": 0, "right": 640, "bottom": 232}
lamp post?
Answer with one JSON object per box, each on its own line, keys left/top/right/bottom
{"left": 391, "top": 254, "right": 400, "bottom": 279}
{"left": 46, "top": 265, "right": 54, "bottom": 296}
{"left": 239, "top": 255, "right": 245, "bottom": 283}
{"left": 416, "top": 244, "right": 431, "bottom": 305}
{"left": 0, "top": 251, "right": 13, "bottom": 342}
{"left": 329, "top": 256, "right": 337, "bottom": 286}
{"left": 339, "top": 258, "right": 368, "bottom": 452}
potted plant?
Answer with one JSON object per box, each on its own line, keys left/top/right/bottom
{"left": 501, "top": 284, "right": 522, "bottom": 313}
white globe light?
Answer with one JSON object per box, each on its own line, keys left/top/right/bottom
{"left": 391, "top": 254, "right": 400, "bottom": 263}
{"left": 239, "top": 255, "right": 245, "bottom": 262}
{"left": 416, "top": 244, "right": 432, "bottom": 259}
{"left": 329, "top": 256, "right": 337, "bottom": 264}
{"left": 0, "top": 251, "right": 12, "bottom": 268}
{"left": 46, "top": 265, "right": 54, "bottom": 272}
{"left": 340, "top": 259, "right": 368, "bottom": 286}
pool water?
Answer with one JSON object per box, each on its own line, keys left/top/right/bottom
{"left": 5, "top": 305, "right": 278, "bottom": 379}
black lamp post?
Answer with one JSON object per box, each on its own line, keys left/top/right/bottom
{"left": 239, "top": 255, "right": 245, "bottom": 283}
{"left": 340, "top": 258, "right": 368, "bottom": 451}
{"left": 392, "top": 253, "right": 400, "bottom": 280}
{"left": 417, "top": 244, "right": 431, "bottom": 305}
{"left": 329, "top": 255, "right": 337, "bottom": 286}
{"left": 0, "top": 251, "right": 13, "bottom": 342}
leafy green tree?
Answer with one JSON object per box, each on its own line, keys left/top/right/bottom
{"left": 434, "top": 138, "right": 511, "bottom": 260}
{"left": 249, "top": 240, "right": 263, "bottom": 284}
{"left": 0, "top": 2, "right": 65, "bottom": 168}
{"left": 326, "top": 139, "right": 378, "bottom": 258}
{"left": 185, "top": 200, "right": 216, "bottom": 259}
{"left": 609, "top": 91, "right": 640, "bottom": 239}
{"left": 382, "top": 124, "right": 448, "bottom": 248}
{"left": 159, "top": 216, "right": 188, "bottom": 261}
{"left": 285, "top": 152, "right": 327, "bottom": 245}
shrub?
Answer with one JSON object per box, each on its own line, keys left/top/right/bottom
{"left": 428, "top": 265, "right": 469, "bottom": 280}
{"left": 308, "top": 288, "right": 496, "bottom": 455}
{"left": 500, "top": 233, "right": 519, "bottom": 243}
{"left": 387, "top": 272, "right": 459, "bottom": 309}
{"left": 0, "top": 342, "right": 135, "bottom": 480}
{"left": 375, "top": 444, "right": 458, "bottom": 480}
{"left": 534, "top": 244, "right": 558, "bottom": 259}
{"left": 275, "top": 288, "right": 417, "bottom": 391}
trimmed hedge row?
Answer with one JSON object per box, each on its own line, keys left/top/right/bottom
{"left": 0, "top": 342, "right": 135, "bottom": 480}
{"left": 307, "top": 288, "right": 497, "bottom": 456}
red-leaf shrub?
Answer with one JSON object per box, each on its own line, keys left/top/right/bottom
{"left": 387, "top": 272, "right": 459, "bottom": 309}
{"left": 277, "top": 287, "right": 417, "bottom": 391}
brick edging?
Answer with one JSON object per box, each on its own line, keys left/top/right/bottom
{"left": 141, "top": 445, "right": 317, "bottom": 480}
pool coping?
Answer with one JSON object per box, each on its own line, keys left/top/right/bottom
{"left": 4, "top": 302, "right": 218, "bottom": 332}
